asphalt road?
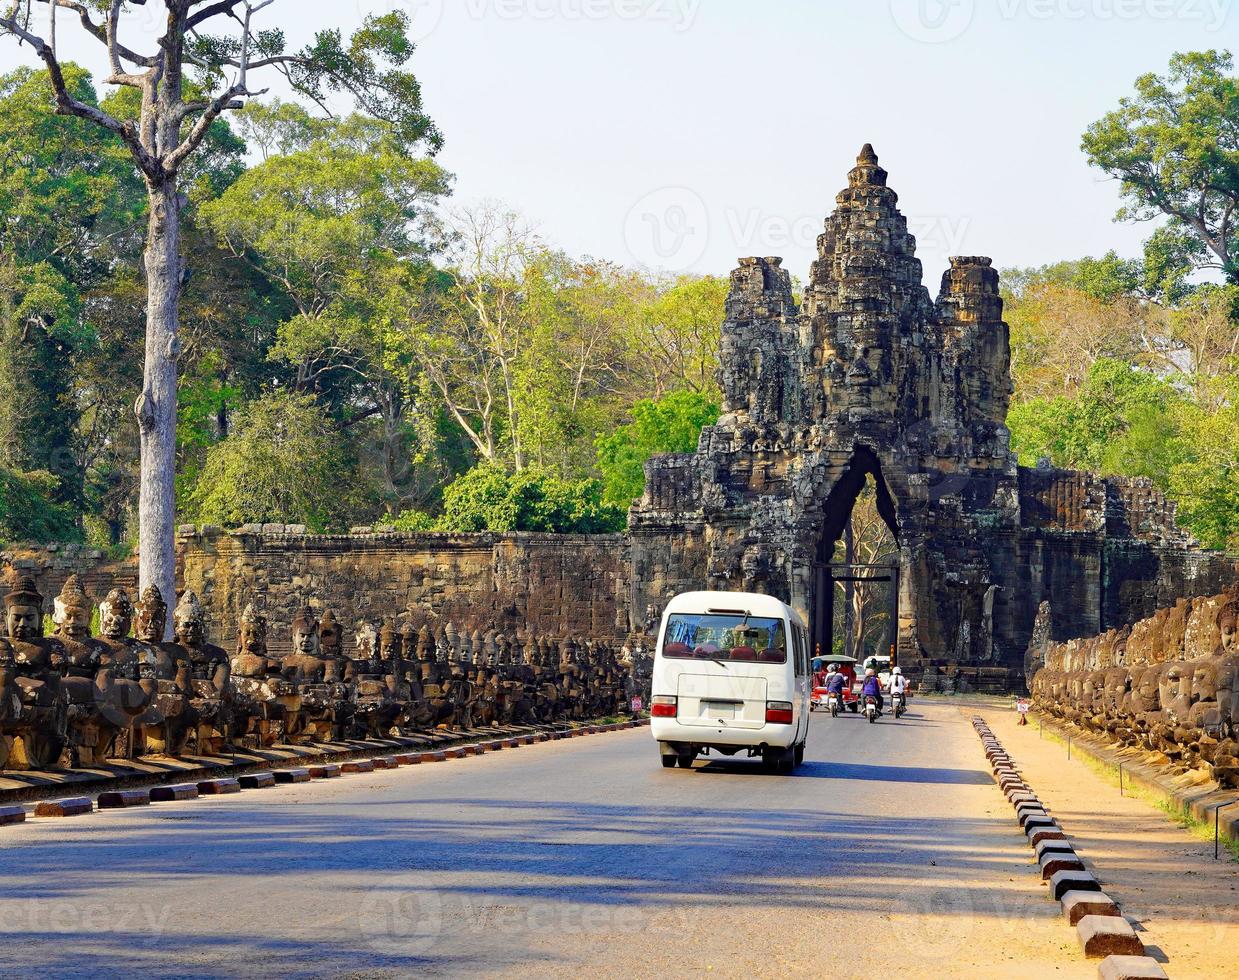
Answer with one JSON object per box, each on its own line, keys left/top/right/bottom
{"left": 0, "top": 700, "right": 1089, "bottom": 979}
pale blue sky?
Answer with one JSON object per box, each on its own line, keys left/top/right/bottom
{"left": 4, "top": 0, "right": 1235, "bottom": 284}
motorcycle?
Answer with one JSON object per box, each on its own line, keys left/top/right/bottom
{"left": 891, "top": 690, "right": 907, "bottom": 719}
{"left": 828, "top": 692, "right": 839, "bottom": 718}
{"left": 865, "top": 695, "right": 879, "bottom": 724}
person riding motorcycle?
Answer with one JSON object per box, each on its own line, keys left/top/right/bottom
{"left": 861, "top": 667, "right": 883, "bottom": 714}
{"left": 888, "top": 666, "right": 908, "bottom": 713}
{"left": 826, "top": 665, "right": 847, "bottom": 703}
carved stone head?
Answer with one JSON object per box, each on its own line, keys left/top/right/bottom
{"left": 134, "top": 585, "right": 167, "bottom": 643}
{"left": 237, "top": 604, "right": 267, "bottom": 657}
{"left": 53, "top": 575, "right": 92, "bottom": 642}
{"left": 319, "top": 610, "right": 343, "bottom": 659}
{"left": 174, "top": 591, "right": 207, "bottom": 646}
{"left": 378, "top": 618, "right": 401, "bottom": 661}
{"left": 99, "top": 588, "right": 134, "bottom": 641}
{"left": 292, "top": 607, "right": 321, "bottom": 657}
{"left": 4, "top": 575, "right": 43, "bottom": 642}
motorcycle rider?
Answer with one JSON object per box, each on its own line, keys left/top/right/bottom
{"left": 888, "top": 666, "right": 908, "bottom": 713}
{"left": 861, "top": 667, "right": 883, "bottom": 715}
{"left": 826, "top": 665, "right": 847, "bottom": 706}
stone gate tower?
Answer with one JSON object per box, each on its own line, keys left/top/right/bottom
{"left": 628, "top": 147, "right": 1235, "bottom": 690}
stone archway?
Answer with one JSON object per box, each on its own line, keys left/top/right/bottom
{"left": 809, "top": 446, "right": 901, "bottom": 659}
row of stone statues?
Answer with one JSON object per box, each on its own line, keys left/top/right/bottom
{"left": 1028, "top": 591, "right": 1239, "bottom": 788}
{"left": 0, "top": 574, "right": 652, "bottom": 771}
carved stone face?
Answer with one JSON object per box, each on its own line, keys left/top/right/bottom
{"left": 100, "top": 597, "right": 132, "bottom": 641}
{"left": 6, "top": 603, "right": 41, "bottom": 642}
{"left": 1104, "top": 667, "right": 1129, "bottom": 712}
{"left": 55, "top": 602, "right": 91, "bottom": 641}
{"left": 239, "top": 619, "right": 266, "bottom": 656}
{"left": 321, "top": 620, "right": 342, "bottom": 659}
{"left": 1136, "top": 666, "right": 1162, "bottom": 711}
{"left": 1217, "top": 655, "right": 1239, "bottom": 727}
{"left": 1191, "top": 661, "right": 1219, "bottom": 707}
{"left": 135, "top": 600, "right": 166, "bottom": 644}
{"left": 175, "top": 613, "right": 204, "bottom": 647}
{"left": 294, "top": 623, "right": 320, "bottom": 657}
{"left": 379, "top": 629, "right": 400, "bottom": 661}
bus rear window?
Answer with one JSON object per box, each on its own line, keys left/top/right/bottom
{"left": 661, "top": 614, "right": 787, "bottom": 664}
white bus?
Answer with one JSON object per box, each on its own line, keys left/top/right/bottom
{"left": 650, "top": 591, "right": 811, "bottom": 774}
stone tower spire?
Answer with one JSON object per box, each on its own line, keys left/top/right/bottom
{"left": 804, "top": 144, "right": 933, "bottom": 429}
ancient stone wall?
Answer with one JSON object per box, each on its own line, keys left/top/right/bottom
{"left": 178, "top": 527, "right": 630, "bottom": 655}
{"left": 1, "top": 544, "right": 139, "bottom": 618}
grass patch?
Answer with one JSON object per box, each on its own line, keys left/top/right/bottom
{"left": 1156, "top": 798, "right": 1239, "bottom": 861}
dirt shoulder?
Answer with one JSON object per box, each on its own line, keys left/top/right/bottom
{"left": 974, "top": 700, "right": 1239, "bottom": 980}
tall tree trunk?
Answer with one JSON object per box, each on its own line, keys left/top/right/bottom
{"left": 135, "top": 178, "right": 181, "bottom": 638}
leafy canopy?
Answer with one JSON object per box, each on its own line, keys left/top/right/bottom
{"left": 1083, "top": 50, "right": 1239, "bottom": 282}
{"left": 186, "top": 392, "right": 350, "bottom": 532}
{"left": 398, "top": 465, "right": 625, "bottom": 535}
{"left": 595, "top": 389, "right": 720, "bottom": 507}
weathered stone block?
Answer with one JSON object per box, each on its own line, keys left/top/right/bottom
{"left": 98, "top": 790, "right": 150, "bottom": 808}
{"left": 1061, "top": 890, "right": 1119, "bottom": 925}
{"left": 1039, "top": 850, "right": 1085, "bottom": 878}
{"left": 34, "top": 797, "right": 92, "bottom": 817}
{"left": 273, "top": 768, "right": 311, "bottom": 783}
{"left": 0, "top": 805, "right": 26, "bottom": 825}
{"left": 151, "top": 784, "right": 199, "bottom": 802}
{"left": 239, "top": 772, "right": 276, "bottom": 788}
{"left": 1077, "top": 916, "right": 1143, "bottom": 958}
{"left": 341, "top": 760, "right": 374, "bottom": 773}
{"left": 197, "top": 778, "right": 241, "bottom": 795}
{"left": 1096, "top": 955, "right": 1169, "bottom": 980}
{"left": 307, "top": 765, "right": 340, "bottom": 779}
{"left": 1029, "top": 825, "right": 1067, "bottom": 846}
{"left": 1051, "top": 870, "right": 1101, "bottom": 901}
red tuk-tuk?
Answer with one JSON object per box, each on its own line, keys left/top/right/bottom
{"left": 811, "top": 655, "right": 859, "bottom": 714}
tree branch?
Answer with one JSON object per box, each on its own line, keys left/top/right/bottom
{"left": 0, "top": 7, "right": 158, "bottom": 175}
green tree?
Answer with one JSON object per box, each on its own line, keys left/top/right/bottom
{"left": 186, "top": 392, "right": 350, "bottom": 532}
{"left": 430, "top": 465, "right": 624, "bottom": 534}
{"left": 1007, "top": 358, "right": 1185, "bottom": 481}
{"left": 200, "top": 115, "right": 450, "bottom": 512}
{"left": 595, "top": 389, "right": 720, "bottom": 507}
{"left": 0, "top": 465, "right": 78, "bottom": 544}
{"left": 0, "top": 2, "right": 442, "bottom": 627}
{"left": 1167, "top": 386, "right": 1239, "bottom": 551}
{"left": 1083, "top": 50, "right": 1239, "bottom": 283}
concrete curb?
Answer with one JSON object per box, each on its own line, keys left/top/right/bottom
{"left": 970, "top": 716, "right": 1170, "bottom": 980}
{"left": 6, "top": 717, "right": 648, "bottom": 828}
{"left": 0, "top": 717, "right": 651, "bottom": 808}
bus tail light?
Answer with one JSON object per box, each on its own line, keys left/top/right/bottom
{"left": 766, "top": 701, "right": 794, "bottom": 724}
{"left": 651, "top": 696, "right": 678, "bottom": 718}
